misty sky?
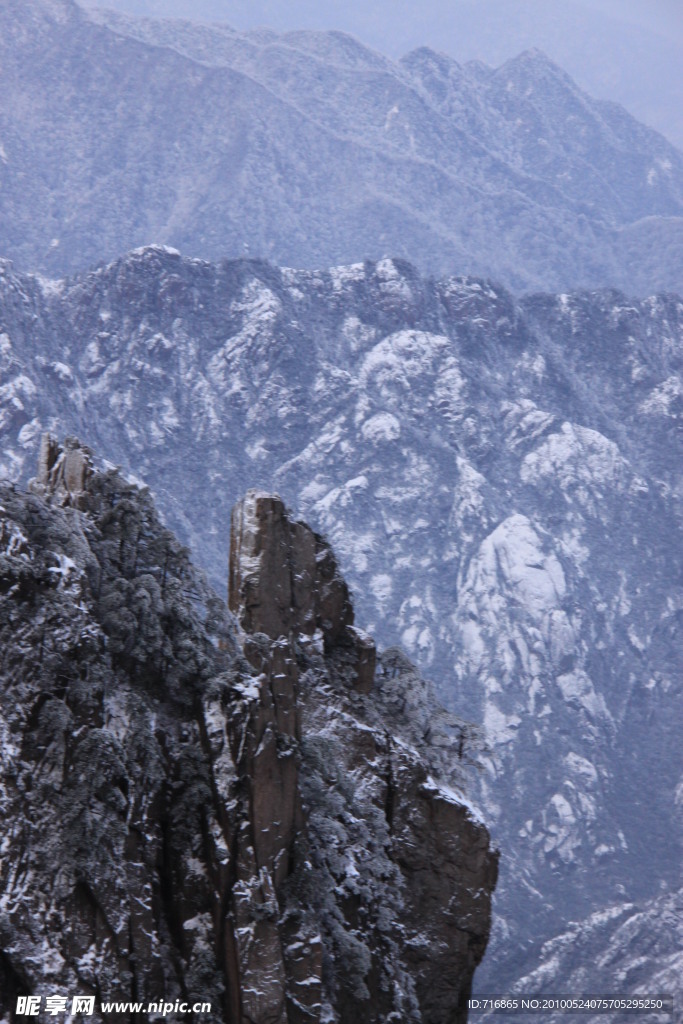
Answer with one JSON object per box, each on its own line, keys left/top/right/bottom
{"left": 587, "top": 0, "right": 679, "bottom": 34}
{"left": 80, "top": 0, "right": 682, "bottom": 148}
{"left": 80, "top": 0, "right": 681, "bottom": 41}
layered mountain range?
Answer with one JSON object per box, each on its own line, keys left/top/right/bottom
{"left": 76, "top": 0, "right": 683, "bottom": 156}
{"left": 0, "top": 435, "right": 497, "bottom": 1021}
{"left": 1, "top": 0, "right": 683, "bottom": 294}
{"left": 0, "top": 247, "right": 680, "bottom": 1000}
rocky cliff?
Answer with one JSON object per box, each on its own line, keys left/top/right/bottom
{"left": 0, "top": 437, "right": 496, "bottom": 1022}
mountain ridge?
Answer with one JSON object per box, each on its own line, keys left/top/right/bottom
{"left": 1, "top": 0, "right": 682, "bottom": 293}
{"left": 77, "top": 0, "right": 683, "bottom": 154}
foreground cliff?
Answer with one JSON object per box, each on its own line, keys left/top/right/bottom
{"left": 0, "top": 437, "right": 496, "bottom": 1022}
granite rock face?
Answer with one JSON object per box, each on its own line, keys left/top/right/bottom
{"left": 229, "top": 491, "right": 374, "bottom": 690}
{"left": 229, "top": 490, "right": 354, "bottom": 647}
{"left": 33, "top": 433, "right": 94, "bottom": 507}
{"left": 0, "top": 439, "right": 496, "bottom": 1022}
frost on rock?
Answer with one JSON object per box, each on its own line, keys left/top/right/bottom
{"left": 460, "top": 515, "right": 565, "bottom": 636}
{"left": 520, "top": 422, "right": 628, "bottom": 512}
{"left": 0, "top": 442, "right": 496, "bottom": 1023}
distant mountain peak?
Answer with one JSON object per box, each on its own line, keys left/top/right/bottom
{"left": 497, "top": 46, "right": 577, "bottom": 85}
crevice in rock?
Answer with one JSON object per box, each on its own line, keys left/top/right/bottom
{"left": 0, "top": 950, "right": 32, "bottom": 1015}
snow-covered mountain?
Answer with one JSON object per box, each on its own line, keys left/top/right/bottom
{"left": 490, "top": 889, "right": 682, "bottom": 1023}
{"left": 76, "top": 0, "right": 683, "bottom": 157}
{"left": 0, "top": 247, "right": 680, "bottom": 992}
{"left": 1, "top": 0, "right": 683, "bottom": 294}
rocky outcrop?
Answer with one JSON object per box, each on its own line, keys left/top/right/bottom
{"left": 229, "top": 491, "right": 375, "bottom": 690}
{"left": 32, "top": 433, "right": 94, "bottom": 507}
{"left": 0, "top": 440, "right": 496, "bottom": 1022}
{"left": 229, "top": 490, "right": 354, "bottom": 647}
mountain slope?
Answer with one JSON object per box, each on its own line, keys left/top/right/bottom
{"left": 1, "top": 0, "right": 682, "bottom": 293}
{"left": 0, "top": 248, "right": 680, "bottom": 989}
{"left": 79, "top": 0, "right": 683, "bottom": 153}
{"left": 491, "top": 889, "right": 682, "bottom": 1023}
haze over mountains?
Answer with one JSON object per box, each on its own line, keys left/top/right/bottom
{"left": 2, "top": 0, "right": 683, "bottom": 294}
{"left": 79, "top": 0, "right": 683, "bottom": 152}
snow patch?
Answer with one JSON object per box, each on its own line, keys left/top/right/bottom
{"left": 370, "top": 574, "right": 393, "bottom": 605}
{"left": 640, "top": 375, "right": 682, "bottom": 416}
{"left": 483, "top": 703, "right": 521, "bottom": 746}
{"left": 50, "top": 361, "right": 73, "bottom": 381}
{"left": 34, "top": 274, "right": 65, "bottom": 297}
{"left": 422, "top": 774, "right": 486, "bottom": 825}
{"left": 17, "top": 419, "right": 42, "bottom": 449}
{"left": 361, "top": 412, "right": 400, "bottom": 443}
{"left": 468, "top": 514, "right": 566, "bottom": 620}
{"left": 521, "top": 422, "right": 626, "bottom": 497}
{"left": 556, "top": 669, "right": 610, "bottom": 721}
{"left": 329, "top": 263, "right": 365, "bottom": 292}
